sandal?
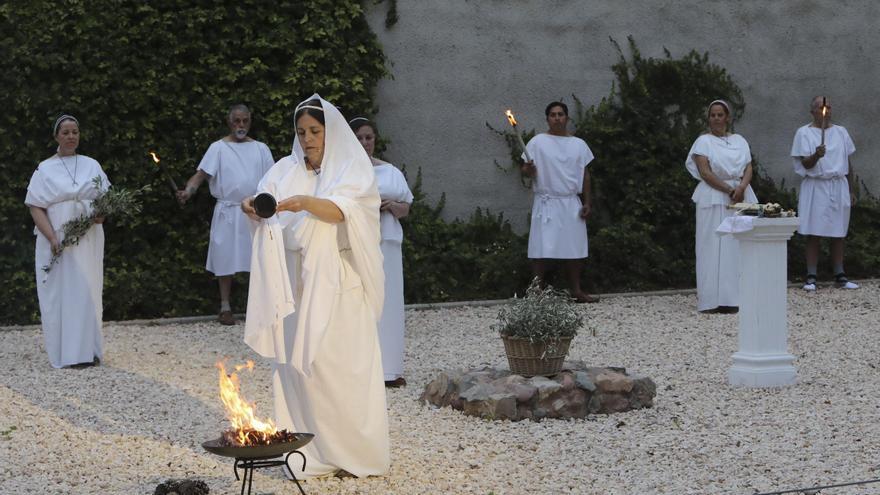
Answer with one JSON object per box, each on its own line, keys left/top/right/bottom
{"left": 385, "top": 377, "right": 407, "bottom": 388}
{"left": 572, "top": 292, "right": 600, "bottom": 304}
{"left": 218, "top": 310, "right": 236, "bottom": 325}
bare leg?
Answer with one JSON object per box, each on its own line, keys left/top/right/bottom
{"left": 565, "top": 258, "right": 598, "bottom": 303}
{"left": 830, "top": 237, "right": 845, "bottom": 271}
{"left": 217, "top": 275, "right": 235, "bottom": 325}
{"left": 531, "top": 259, "right": 548, "bottom": 287}
{"left": 218, "top": 275, "right": 233, "bottom": 307}
{"left": 805, "top": 236, "right": 820, "bottom": 274}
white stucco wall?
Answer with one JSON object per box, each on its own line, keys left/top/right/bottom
{"left": 365, "top": 1, "right": 878, "bottom": 230}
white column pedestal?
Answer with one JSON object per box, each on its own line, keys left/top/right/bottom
{"left": 728, "top": 217, "right": 800, "bottom": 388}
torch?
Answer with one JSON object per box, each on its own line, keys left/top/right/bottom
{"left": 820, "top": 97, "right": 827, "bottom": 147}
{"left": 149, "top": 151, "right": 180, "bottom": 196}
{"left": 505, "top": 109, "right": 532, "bottom": 163}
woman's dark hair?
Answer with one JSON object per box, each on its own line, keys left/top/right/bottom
{"left": 545, "top": 101, "right": 568, "bottom": 117}
{"left": 349, "top": 116, "right": 378, "bottom": 135}
{"left": 294, "top": 99, "right": 325, "bottom": 126}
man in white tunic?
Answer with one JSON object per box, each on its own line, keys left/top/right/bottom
{"left": 177, "top": 104, "right": 275, "bottom": 324}
{"left": 521, "top": 101, "right": 598, "bottom": 303}
{"left": 790, "top": 96, "right": 858, "bottom": 291}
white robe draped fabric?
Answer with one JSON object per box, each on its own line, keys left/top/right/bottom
{"left": 523, "top": 133, "right": 593, "bottom": 259}
{"left": 790, "top": 124, "right": 855, "bottom": 237}
{"left": 685, "top": 134, "right": 758, "bottom": 311}
{"left": 197, "top": 139, "right": 274, "bottom": 275}
{"left": 245, "top": 94, "right": 389, "bottom": 479}
{"left": 375, "top": 162, "right": 413, "bottom": 381}
{"left": 25, "top": 155, "right": 108, "bottom": 368}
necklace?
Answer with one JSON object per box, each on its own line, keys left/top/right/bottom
{"left": 305, "top": 158, "right": 321, "bottom": 176}
{"left": 59, "top": 153, "right": 78, "bottom": 185}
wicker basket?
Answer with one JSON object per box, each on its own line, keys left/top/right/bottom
{"left": 501, "top": 335, "right": 573, "bottom": 377}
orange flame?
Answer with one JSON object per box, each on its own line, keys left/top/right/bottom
{"left": 821, "top": 106, "right": 827, "bottom": 117}
{"left": 149, "top": 151, "right": 160, "bottom": 164}
{"left": 505, "top": 109, "right": 518, "bottom": 127}
{"left": 216, "top": 360, "right": 277, "bottom": 445}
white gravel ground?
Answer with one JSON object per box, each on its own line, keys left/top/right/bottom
{"left": 1, "top": 284, "right": 879, "bottom": 495}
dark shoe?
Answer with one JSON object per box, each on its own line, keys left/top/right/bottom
{"left": 68, "top": 357, "right": 99, "bottom": 369}
{"left": 834, "top": 272, "right": 859, "bottom": 289}
{"left": 334, "top": 469, "right": 356, "bottom": 479}
{"left": 218, "top": 310, "right": 235, "bottom": 325}
{"left": 573, "top": 293, "right": 600, "bottom": 304}
{"left": 718, "top": 306, "right": 739, "bottom": 314}
{"left": 803, "top": 274, "right": 817, "bottom": 291}
{"left": 385, "top": 377, "right": 407, "bottom": 388}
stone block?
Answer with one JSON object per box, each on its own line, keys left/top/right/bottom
{"left": 595, "top": 371, "right": 633, "bottom": 393}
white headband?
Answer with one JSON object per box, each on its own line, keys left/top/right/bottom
{"left": 53, "top": 114, "right": 79, "bottom": 135}
{"left": 707, "top": 99, "right": 731, "bottom": 116}
{"left": 348, "top": 117, "right": 369, "bottom": 124}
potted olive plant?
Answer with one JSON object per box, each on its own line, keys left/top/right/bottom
{"left": 493, "top": 279, "right": 584, "bottom": 377}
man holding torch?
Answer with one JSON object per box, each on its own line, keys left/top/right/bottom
{"left": 519, "top": 101, "right": 598, "bottom": 303}
{"left": 177, "top": 104, "right": 276, "bottom": 324}
{"left": 790, "top": 95, "right": 858, "bottom": 291}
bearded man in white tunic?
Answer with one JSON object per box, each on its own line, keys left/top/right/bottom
{"left": 790, "top": 96, "right": 858, "bottom": 291}
{"left": 521, "top": 101, "right": 598, "bottom": 303}
{"left": 26, "top": 115, "right": 108, "bottom": 368}
{"left": 177, "top": 104, "right": 275, "bottom": 325}
{"left": 685, "top": 100, "right": 758, "bottom": 313}
{"left": 242, "top": 95, "right": 389, "bottom": 479}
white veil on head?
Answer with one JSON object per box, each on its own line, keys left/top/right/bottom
{"left": 292, "top": 94, "right": 374, "bottom": 198}
{"left": 245, "top": 94, "right": 384, "bottom": 376}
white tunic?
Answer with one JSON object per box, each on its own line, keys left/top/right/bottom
{"left": 685, "top": 134, "right": 758, "bottom": 311}
{"left": 25, "top": 155, "right": 108, "bottom": 368}
{"left": 524, "top": 133, "right": 593, "bottom": 259}
{"left": 375, "top": 163, "right": 413, "bottom": 381}
{"left": 245, "top": 95, "right": 388, "bottom": 479}
{"left": 197, "top": 139, "right": 274, "bottom": 275}
{"left": 790, "top": 124, "right": 855, "bottom": 237}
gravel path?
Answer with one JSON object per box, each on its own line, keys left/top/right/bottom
{"left": 1, "top": 284, "right": 878, "bottom": 494}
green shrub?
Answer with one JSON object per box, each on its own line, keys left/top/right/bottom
{"left": 400, "top": 167, "right": 531, "bottom": 303}
{"left": 0, "top": 0, "right": 386, "bottom": 325}
{"left": 492, "top": 279, "right": 583, "bottom": 342}
{"left": 495, "top": 37, "right": 880, "bottom": 292}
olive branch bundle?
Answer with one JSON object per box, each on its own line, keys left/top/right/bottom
{"left": 43, "top": 176, "right": 142, "bottom": 273}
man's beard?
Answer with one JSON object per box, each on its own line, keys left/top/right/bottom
{"left": 234, "top": 129, "right": 248, "bottom": 139}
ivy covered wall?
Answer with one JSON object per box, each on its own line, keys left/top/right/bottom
{"left": 0, "top": 1, "right": 386, "bottom": 324}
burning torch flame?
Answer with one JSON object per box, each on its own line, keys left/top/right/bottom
{"left": 505, "top": 109, "right": 518, "bottom": 127}
{"left": 216, "top": 360, "right": 277, "bottom": 445}
{"left": 149, "top": 151, "right": 160, "bottom": 164}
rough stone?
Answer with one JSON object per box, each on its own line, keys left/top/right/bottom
{"left": 421, "top": 364, "right": 655, "bottom": 421}
{"left": 595, "top": 371, "right": 634, "bottom": 393}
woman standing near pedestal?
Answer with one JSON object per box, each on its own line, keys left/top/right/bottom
{"left": 25, "top": 115, "right": 109, "bottom": 368}
{"left": 350, "top": 117, "right": 413, "bottom": 388}
{"left": 685, "top": 100, "right": 758, "bottom": 313}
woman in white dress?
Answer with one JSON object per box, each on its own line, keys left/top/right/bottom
{"left": 25, "top": 115, "right": 109, "bottom": 368}
{"left": 350, "top": 117, "right": 413, "bottom": 388}
{"left": 242, "top": 95, "right": 389, "bottom": 479}
{"left": 685, "top": 100, "right": 758, "bottom": 313}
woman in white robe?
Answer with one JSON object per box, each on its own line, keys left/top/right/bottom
{"left": 25, "top": 115, "right": 109, "bottom": 368}
{"left": 350, "top": 117, "right": 413, "bottom": 387}
{"left": 242, "top": 95, "right": 389, "bottom": 479}
{"left": 685, "top": 100, "right": 758, "bottom": 313}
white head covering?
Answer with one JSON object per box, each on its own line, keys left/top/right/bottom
{"left": 244, "top": 94, "right": 383, "bottom": 376}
